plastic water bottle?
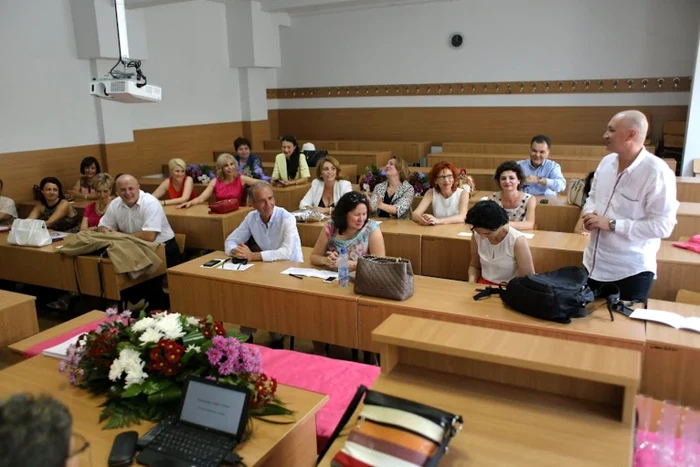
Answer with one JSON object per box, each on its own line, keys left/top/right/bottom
{"left": 338, "top": 248, "right": 350, "bottom": 287}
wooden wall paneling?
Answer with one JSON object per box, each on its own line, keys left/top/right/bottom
{"left": 274, "top": 106, "right": 688, "bottom": 146}
{"left": 102, "top": 141, "right": 138, "bottom": 177}
{"left": 241, "top": 120, "right": 271, "bottom": 153}
{"left": 262, "top": 139, "right": 340, "bottom": 151}
{"left": 268, "top": 110, "right": 280, "bottom": 140}
{"left": 132, "top": 122, "right": 244, "bottom": 177}
{"left": 0, "top": 144, "right": 103, "bottom": 201}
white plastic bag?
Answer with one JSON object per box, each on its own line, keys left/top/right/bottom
{"left": 7, "top": 218, "right": 52, "bottom": 247}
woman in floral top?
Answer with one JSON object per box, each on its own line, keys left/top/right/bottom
{"left": 311, "top": 191, "right": 386, "bottom": 272}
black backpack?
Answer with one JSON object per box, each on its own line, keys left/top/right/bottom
{"left": 303, "top": 150, "right": 329, "bottom": 167}
{"left": 499, "top": 266, "right": 595, "bottom": 324}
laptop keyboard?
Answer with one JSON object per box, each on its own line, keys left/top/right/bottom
{"left": 149, "top": 423, "right": 235, "bottom": 466}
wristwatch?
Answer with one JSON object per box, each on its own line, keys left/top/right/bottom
{"left": 609, "top": 219, "right": 617, "bottom": 232}
{"left": 538, "top": 177, "right": 546, "bottom": 185}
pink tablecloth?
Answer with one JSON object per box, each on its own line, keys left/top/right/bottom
{"left": 250, "top": 344, "right": 380, "bottom": 451}
{"left": 634, "top": 430, "right": 698, "bottom": 466}
{"left": 24, "top": 318, "right": 107, "bottom": 358}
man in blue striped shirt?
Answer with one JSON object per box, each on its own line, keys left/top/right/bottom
{"left": 518, "top": 135, "right": 566, "bottom": 196}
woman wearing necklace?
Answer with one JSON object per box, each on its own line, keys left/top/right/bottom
{"left": 80, "top": 173, "right": 114, "bottom": 230}
{"left": 491, "top": 161, "right": 537, "bottom": 231}
{"left": 467, "top": 200, "right": 535, "bottom": 285}
{"left": 367, "top": 156, "right": 415, "bottom": 219}
{"left": 27, "top": 177, "right": 80, "bottom": 233}
{"left": 178, "top": 153, "right": 256, "bottom": 208}
{"left": 412, "top": 160, "right": 469, "bottom": 225}
{"left": 299, "top": 155, "right": 352, "bottom": 213}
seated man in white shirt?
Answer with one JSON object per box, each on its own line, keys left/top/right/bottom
{"left": 0, "top": 179, "right": 18, "bottom": 226}
{"left": 97, "top": 174, "right": 179, "bottom": 267}
{"left": 581, "top": 110, "right": 678, "bottom": 302}
{"left": 224, "top": 181, "right": 303, "bottom": 347}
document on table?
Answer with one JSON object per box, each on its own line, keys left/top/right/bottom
{"left": 458, "top": 232, "right": 534, "bottom": 239}
{"left": 630, "top": 309, "right": 700, "bottom": 333}
{"left": 281, "top": 267, "right": 337, "bottom": 280}
{"left": 222, "top": 262, "right": 254, "bottom": 271}
{"left": 42, "top": 333, "right": 85, "bottom": 360}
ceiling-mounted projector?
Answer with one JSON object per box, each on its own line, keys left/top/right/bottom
{"left": 91, "top": 0, "right": 162, "bottom": 104}
{"left": 90, "top": 78, "right": 162, "bottom": 103}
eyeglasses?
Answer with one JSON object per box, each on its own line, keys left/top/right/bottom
{"left": 67, "top": 432, "right": 91, "bottom": 466}
{"left": 436, "top": 174, "right": 454, "bottom": 180}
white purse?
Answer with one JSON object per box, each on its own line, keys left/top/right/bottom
{"left": 7, "top": 218, "right": 52, "bottom": 247}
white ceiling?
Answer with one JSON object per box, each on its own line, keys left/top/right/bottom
{"left": 125, "top": 0, "right": 453, "bottom": 16}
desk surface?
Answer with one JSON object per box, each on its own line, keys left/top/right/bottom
{"left": 0, "top": 355, "right": 327, "bottom": 467}
{"left": 9, "top": 310, "right": 105, "bottom": 355}
{"left": 319, "top": 365, "right": 633, "bottom": 467}
{"left": 646, "top": 299, "right": 700, "bottom": 350}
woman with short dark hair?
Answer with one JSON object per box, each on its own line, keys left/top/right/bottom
{"left": 310, "top": 191, "right": 385, "bottom": 271}
{"left": 233, "top": 136, "right": 263, "bottom": 176}
{"left": 492, "top": 160, "right": 536, "bottom": 230}
{"left": 67, "top": 156, "right": 102, "bottom": 201}
{"left": 27, "top": 177, "right": 80, "bottom": 232}
{"left": 466, "top": 200, "right": 535, "bottom": 285}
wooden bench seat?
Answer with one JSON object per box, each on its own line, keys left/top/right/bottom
{"left": 263, "top": 139, "right": 430, "bottom": 165}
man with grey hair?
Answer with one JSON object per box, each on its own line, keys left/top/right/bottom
{"left": 581, "top": 110, "right": 678, "bottom": 302}
{"left": 224, "top": 181, "right": 303, "bottom": 347}
{"left": 0, "top": 393, "right": 84, "bottom": 467}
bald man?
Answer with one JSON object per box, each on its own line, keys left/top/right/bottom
{"left": 98, "top": 174, "right": 179, "bottom": 267}
{"left": 581, "top": 110, "right": 678, "bottom": 302}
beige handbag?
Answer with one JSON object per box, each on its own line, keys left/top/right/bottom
{"left": 353, "top": 255, "right": 414, "bottom": 301}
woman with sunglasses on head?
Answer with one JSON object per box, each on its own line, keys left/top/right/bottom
{"left": 466, "top": 200, "right": 534, "bottom": 285}
{"left": 299, "top": 155, "right": 352, "bottom": 214}
{"left": 412, "top": 161, "right": 469, "bottom": 225}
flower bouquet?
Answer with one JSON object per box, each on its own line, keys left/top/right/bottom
{"left": 186, "top": 163, "right": 216, "bottom": 185}
{"left": 60, "top": 308, "right": 292, "bottom": 429}
{"left": 238, "top": 164, "right": 271, "bottom": 182}
{"left": 408, "top": 171, "right": 430, "bottom": 196}
{"left": 361, "top": 164, "right": 387, "bottom": 193}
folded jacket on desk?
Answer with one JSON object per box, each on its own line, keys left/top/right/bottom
{"left": 57, "top": 231, "right": 162, "bottom": 275}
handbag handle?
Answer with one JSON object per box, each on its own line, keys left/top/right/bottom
{"left": 316, "top": 385, "right": 368, "bottom": 465}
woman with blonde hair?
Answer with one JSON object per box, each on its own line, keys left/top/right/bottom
{"left": 298, "top": 155, "right": 352, "bottom": 213}
{"left": 80, "top": 173, "right": 114, "bottom": 230}
{"left": 178, "top": 153, "right": 255, "bottom": 208}
{"left": 367, "top": 156, "right": 415, "bottom": 219}
{"left": 151, "top": 158, "right": 195, "bottom": 206}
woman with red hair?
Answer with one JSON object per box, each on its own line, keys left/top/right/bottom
{"left": 412, "top": 161, "right": 470, "bottom": 225}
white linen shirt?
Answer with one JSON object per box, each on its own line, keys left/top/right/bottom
{"left": 299, "top": 179, "right": 352, "bottom": 210}
{"left": 98, "top": 190, "right": 175, "bottom": 243}
{"left": 0, "top": 196, "right": 18, "bottom": 220}
{"left": 582, "top": 149, "right": 678, "bottom": 281}
{"left": 224, "top": 206, "right": 303, "bottom": 262}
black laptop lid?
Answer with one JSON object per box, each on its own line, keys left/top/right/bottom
{"left": 177, "top": 376, "right": 251, "bottom": 441}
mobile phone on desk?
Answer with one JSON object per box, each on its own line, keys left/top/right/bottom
{"left": 323, "top": 276, "right": 337, "bottom": 283}
{"left": 202, "top": 259, "right": 226, "bottom": 268}
{"left": 539, "top": 199, "right": 549, "bottom": 204}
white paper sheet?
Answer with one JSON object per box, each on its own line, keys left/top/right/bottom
{"left": 42, "top": 334, "right": 85, "bottom": 360}
{"left": 457, "top": 232, "right": 534, "bottom": 239}
{"left": 222, "top": 263, "right": 254, "bottom": 271}
{"left": 281, "top": 267, "right": 337, "bottom": 280}
{"left": 630, "top": 309, "right": 688, "bottom": 330}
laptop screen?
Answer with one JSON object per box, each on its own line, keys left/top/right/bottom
{"left": 179, "top": 379, "right": 248, "bottom": 436}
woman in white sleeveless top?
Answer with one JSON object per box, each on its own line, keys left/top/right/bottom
{"left": 466, "top": 200, "right": 535, "bottom": 285}
{"left": 412, "top": 161, "right": 469, "bottom": 225}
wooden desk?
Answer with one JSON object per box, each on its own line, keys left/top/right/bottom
{"left": 139, "top": 176, "right": 209, "bottom": 198}
{"left": 16, "top": 199, "right": 90, "bottom": 219}
{"left": 319, "top": 365, "right": 634, "bottom": 466}
{"left": 0, "top": 290, "right": 38, "bottom": 347}
{"left": 163, "top": 205, "right": 253, "bottom": 250}
{"left": 642, "top": 300, "right": 700, "bottom": 407}
{"left": 9, "top": 310, "right": 104, "bottom": 355}
{"left": 0, "top": 355, "right": 326, "bottom": 467}
{"left": 677, "top": 177, "right": 700, "bottom": 203}
{"left": 262, "top": 140, "right": 430, "bottom": 165}
{"left": 356, "top": 277, "right": 645, "bottom": 354}
{"left": 167, "top": 249, "right": 360, "bottom": 348}
{"left": 469, "top": 190, "right": 581, "bottom": 232}
{"left": 252, "top": 150, "right": 393, "bottom": 174}
{"left": 260, "top": 162, "right": 358, "bottom": 183}
{"left": 672, "top": 201, "right": 700, "bottom": 241}
{"left": 272, "top": 184, "right": 311, "bottom": 212}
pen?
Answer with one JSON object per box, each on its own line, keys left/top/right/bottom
{"left": 220, "top": 258, "right": 232, "bottom": 268}
{"left": 289, "top": 274, "right": 304, "bottom": 280}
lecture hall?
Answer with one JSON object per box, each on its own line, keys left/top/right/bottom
{"left": 1, "top": 0, "right": 700, "bottom": 466}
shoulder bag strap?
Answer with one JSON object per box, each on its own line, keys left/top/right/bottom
{"left": 316, "top": 385, "right": 368, "bottom": 465}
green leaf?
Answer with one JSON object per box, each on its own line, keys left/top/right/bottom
{"left": 226, "top": 329, "right": 248, "bottom": 342}
{"left": 117, "top": 341, "right": 139, "bottom": 353}
{"left": 182, "top": 331, "right": 205, "bottom": 347}
{"left": 142, "top": 379, "right": 174, "bottom": 395}
{"left": 121, "top": 383, "right": 144, "bottom": 398}
{"left": 147, "top": 386, "right": 182, "bottom": 404}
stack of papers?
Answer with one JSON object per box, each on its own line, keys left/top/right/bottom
{"left": 630, "top": 309, "right": 700, "bottom": 333}
{"left": 281, "top": 267, "right": 337, "bottom": 280}
{"left": 223, "top": 262, "right": 254, "bottom": 271}
{"left": 42, "top": 333, "right": 85, "bottom": 360}
{"left": 458, "top": 232, "right": 535, "bottom": 239}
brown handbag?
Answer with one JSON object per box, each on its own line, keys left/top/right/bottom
{"left": 353, "top": 255, "right": 414, "bottom": 301}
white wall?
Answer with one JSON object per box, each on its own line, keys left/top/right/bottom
{"left": 0, "top": 0, "right": 101, "bottom": 153}
{"left": 274, "top": 0, "right": 700, "bottom": 108}
{"left": 131, "top": 0, "right": 243, "bottom": 129}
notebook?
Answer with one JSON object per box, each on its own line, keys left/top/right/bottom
{"left": 630, "top": 309, "right": 700, "bottom": 333}
{"left": 42, "top": 333, "right": 86, "bottom": 359}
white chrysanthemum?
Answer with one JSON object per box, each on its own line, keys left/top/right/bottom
{"left": 131, "top": 317, "right": 156, "bottom": 333}
{"left": 109, "top": 348, "right": 147, "bottom": 387}
{"left": 138, "top": 327, "right": 163, "bottom": 344}
{"left": 151, "top": 311, "right": 168, "bottom": 320}
{"left": 186, "top": 316, "right": 200, "bottom": 327}
{"left": 185, "top": 344, "right": 201, "bottom": 353}
{"left": 155, "top": 313, "right": 185, "bottom": 340}
{"left": 108, "top": 358, "right": 125, "bottom": 382}
{"left": 123, "top": 360, "right": 148, "bottom": 388}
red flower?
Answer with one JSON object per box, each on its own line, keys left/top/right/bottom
{"left": 149, "top": 348, "right": 163, "bottom": 362}
{"left": 202, "top": 327, "right": 213, "bottom": 339}
{"left": 148, "top": 360, "right": 166, "bottom": 372}
{"left": 213, "top": 321, "right": 225, "bottom": 336}
{"left": 162, "top": 362, "right": 182, "bottom": 376}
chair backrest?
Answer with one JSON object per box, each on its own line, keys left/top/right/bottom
{"left": 174, "top": 234, "right": 186, "bottom": 255}
{"left": 675, "top": 289, "right": 700, "bottom": 306}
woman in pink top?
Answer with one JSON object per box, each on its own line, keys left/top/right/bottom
{"left": 178, "top": 153, "right": 255, "bottom": 209}
{"left": 80, "top": 173, "right": 114, "bottom": 230}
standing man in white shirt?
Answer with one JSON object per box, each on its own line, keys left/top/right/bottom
{"left": 224, "top": 181, "right": 303, "bottom": 348}
{"left": 98, "top": 174, "right": 179, "bottom": 267}
{"left": 582, "top": 110, "right": 678, "bottom": 302}
{"left": 0, "top": 179, "right": 18, "bottom": 225}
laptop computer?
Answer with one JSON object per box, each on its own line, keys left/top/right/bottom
{"left": 136, "top": 376, "right": 251, "bottom": 467}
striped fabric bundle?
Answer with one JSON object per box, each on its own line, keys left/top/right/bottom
{"left": 329, "top": 386, "right": 462, "bottom": 467}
